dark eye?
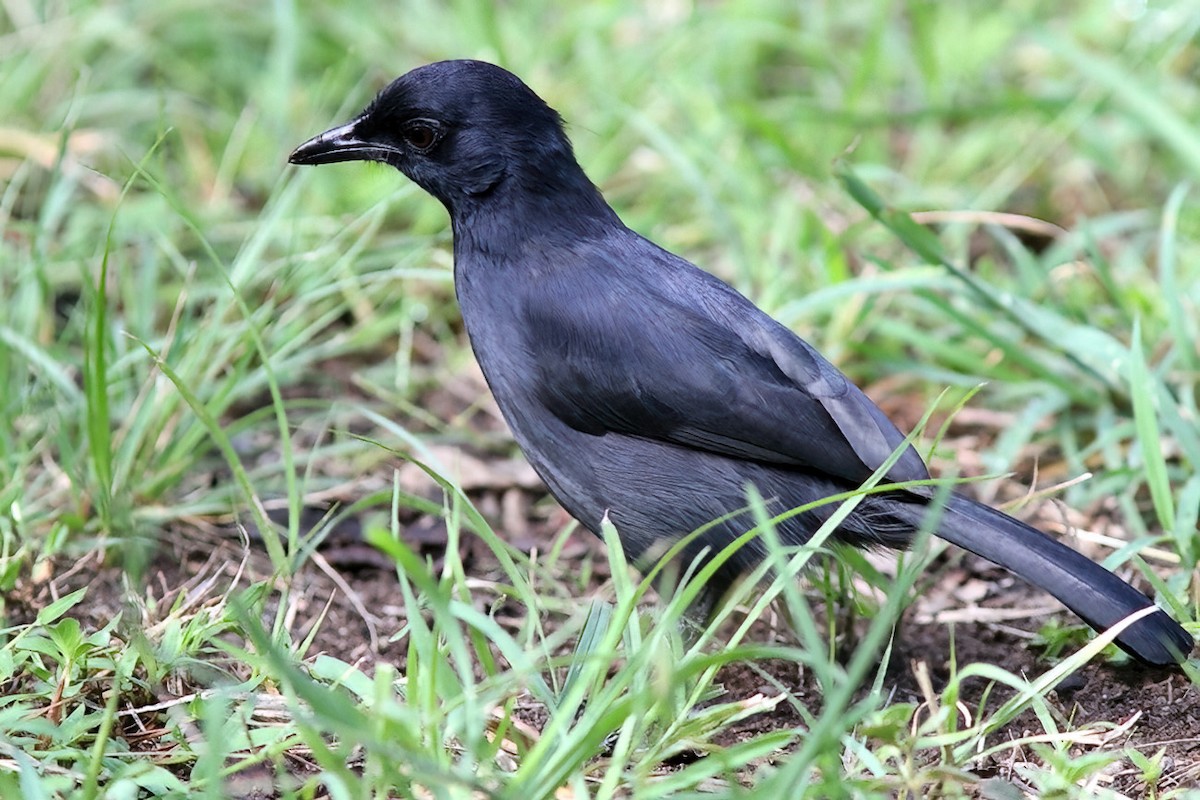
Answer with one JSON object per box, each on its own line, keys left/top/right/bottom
{"left": 402, "top": 120, "right": 440, "bottom": 151}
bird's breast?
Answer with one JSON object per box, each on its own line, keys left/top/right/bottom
{"left": 453, "top": 254, "right": 545, "bottom": 422}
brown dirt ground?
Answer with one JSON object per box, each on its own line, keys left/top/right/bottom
{"left": 7, "top": 371, "right": 1198, "bottom": 797}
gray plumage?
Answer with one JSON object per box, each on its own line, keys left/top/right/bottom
{"left": 291, "top": 59, "right": 1191, "bottom": 665}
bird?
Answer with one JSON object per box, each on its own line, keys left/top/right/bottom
{"left": 289, "top": 59, "right": 1192, "bottom": 665}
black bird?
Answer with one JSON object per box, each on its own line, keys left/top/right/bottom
{"left": 290, "top": 59, "right": 1192, "bottom": 665}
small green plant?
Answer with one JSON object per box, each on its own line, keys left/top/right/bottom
{"left": 2, "top": 0, "right": 1197, "bottom": 796}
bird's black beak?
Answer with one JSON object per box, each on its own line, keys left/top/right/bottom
{"left": 289, "top": 119, "right": 399, "bottom": 166}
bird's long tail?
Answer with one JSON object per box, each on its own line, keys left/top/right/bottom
{"left": 931, "top": 494, "right": 1191, "bottom": 665}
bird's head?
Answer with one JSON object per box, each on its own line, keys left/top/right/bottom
{"left": 289, "top": 60, "right": 588, "bottom": 215}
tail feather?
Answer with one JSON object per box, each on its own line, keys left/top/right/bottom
{"left": 935, "top": 495, "right": 1191, "bottom": 665}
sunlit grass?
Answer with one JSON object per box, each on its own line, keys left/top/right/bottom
{"left": 2, "top": 0, "right": 1198, "bottom": 796}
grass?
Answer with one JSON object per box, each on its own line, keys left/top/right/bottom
{"left": 2, "top": 0, "right": 1199, "bottom": 797}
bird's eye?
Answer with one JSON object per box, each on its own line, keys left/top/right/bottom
{"left": 402, "top": 121, "right": 440, "bottom": 152}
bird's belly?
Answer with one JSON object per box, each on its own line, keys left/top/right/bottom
{"left": 500, "top": 415, "right": 847, "bottom": 563}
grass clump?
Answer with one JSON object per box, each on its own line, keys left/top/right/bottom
{"left": 2, "top": 0, "right": 1198, "bottom": 797}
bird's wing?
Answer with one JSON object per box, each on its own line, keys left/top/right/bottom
{"left": 519, "top": 245, "right": 929, "bottom": 485}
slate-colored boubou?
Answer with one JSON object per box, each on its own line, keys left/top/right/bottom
{"left": 291, "top": 60, "right": 1192, "bottom": 665}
